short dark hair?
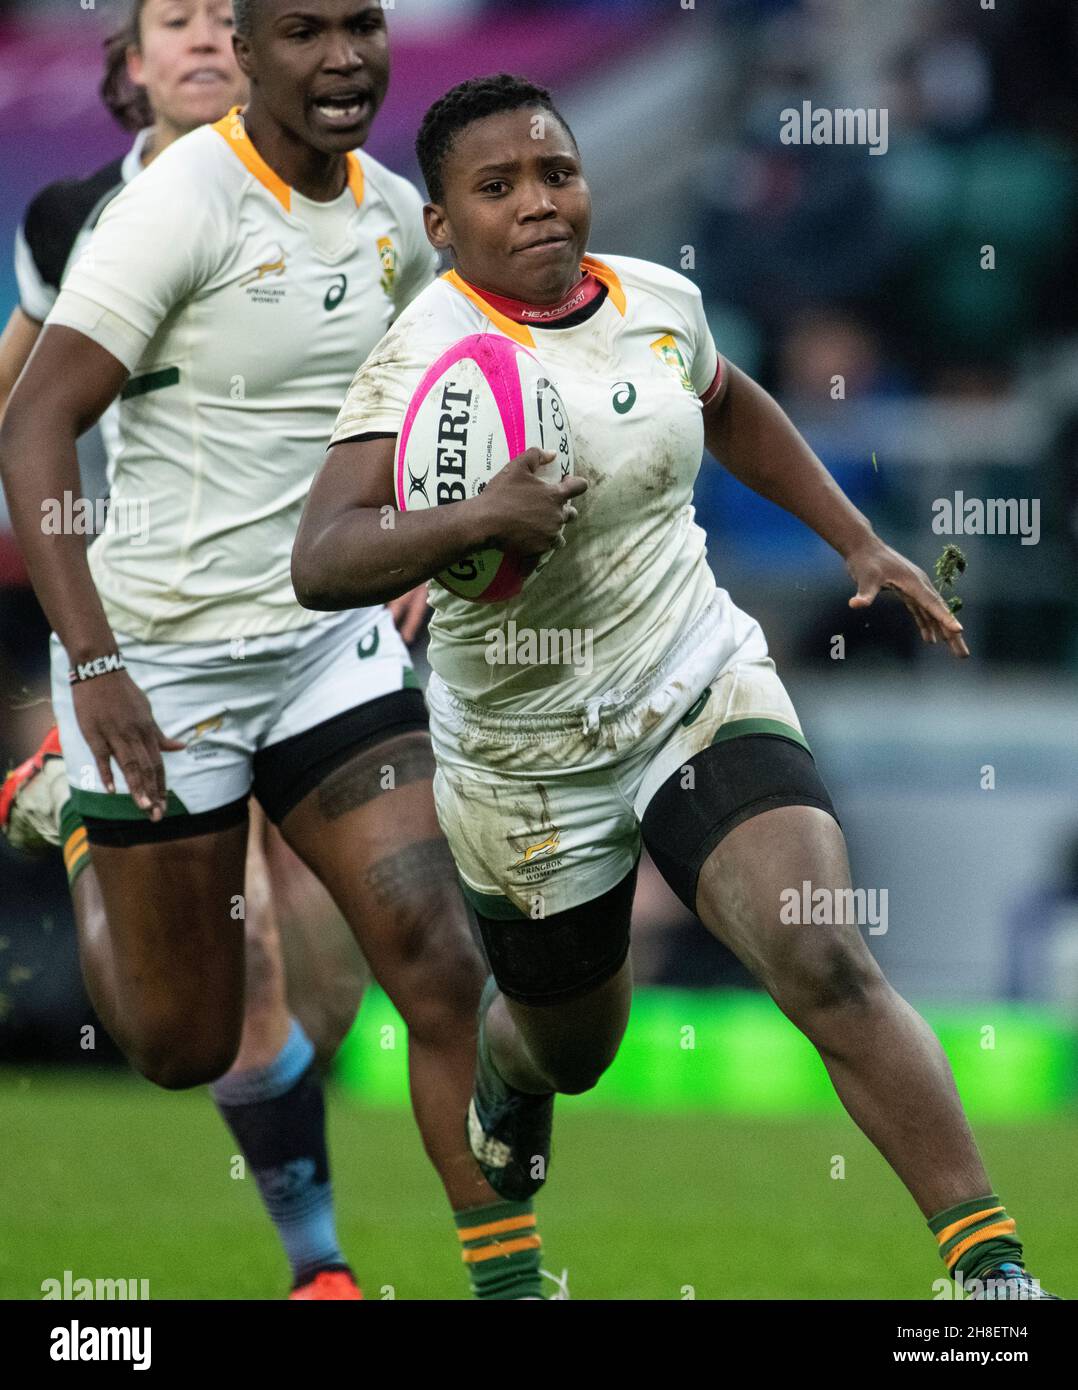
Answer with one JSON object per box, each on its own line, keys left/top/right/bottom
{"left": 101, "top": 0, "right": 153, "bottom": 132}
{"left": 416, "top": 73, "right": 576, "bottom": 204}
{"left": 232, "top": 0, "right": 257, "bottom": 40}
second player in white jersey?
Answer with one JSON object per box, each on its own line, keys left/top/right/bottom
{"left": 1, "top": 7, "right": 527, "bottom": 1302}
{"left": 51, "top": 108, "right": 437, "bottom": 642}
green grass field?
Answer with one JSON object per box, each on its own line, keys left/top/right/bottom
{"left": 1, "top": 1069, "right": 1074, "bottom": 1300}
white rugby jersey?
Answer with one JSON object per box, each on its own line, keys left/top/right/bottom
{"left": 47, "top": 108, "right": 437, "bottom": 643}
{"left": 331, "top": 255, "right": 724, "bottom": 712}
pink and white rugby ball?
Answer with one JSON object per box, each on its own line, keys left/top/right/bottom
{"left": 395, "top": 332, "right": 574, "bottom": 602}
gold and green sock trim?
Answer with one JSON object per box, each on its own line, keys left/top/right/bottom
{"left": 929, "top": 1193, "right": 1023, "bottom": 1283}
{"left": 454, "top": 1199, "right": 542, "bottom": 1299}
{"left": 59, "top": 800, "right": 91, "bottom": 889}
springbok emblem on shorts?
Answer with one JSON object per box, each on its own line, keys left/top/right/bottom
{"left": 516, "top": 828, "right": 561, "bottom": 865}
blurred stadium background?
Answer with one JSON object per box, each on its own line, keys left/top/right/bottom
{"left": 1, "top": 0, "right": 1076, "bottom": 1299}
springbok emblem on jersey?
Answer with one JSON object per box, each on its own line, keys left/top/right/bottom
{"left": 240, "top": 255, "right": 286, "bottom": 288}
{"left": 651, "top": 333, "right": 695, "bottom": 393}
{"left": 377, "top": 236, "right": 398, "bottom": 296}
{"left": 516, "top": 828, "right": 561, "bottom": 866}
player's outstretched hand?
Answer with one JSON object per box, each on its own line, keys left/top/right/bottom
{"left": 72, "top": 671, "right": 186, "bottom": 820}
{"left": 846, "top": 539, "right": 969, "bottom": 658}
{"left": 387, "top": 583, "right": 430, "bottom": 644}
{"left": 475, "top": 448, "right": 588, "bottom": 557}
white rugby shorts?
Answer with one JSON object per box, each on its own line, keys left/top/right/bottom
{"left": 428, "top": 594, "right": 807, "bottom": 919}
{"left": 51, "top": 607, "right": 419, "bottom": 825}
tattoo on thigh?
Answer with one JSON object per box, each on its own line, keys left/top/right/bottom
{"left": 364, "top": 837, "right": 458, "bottom": 909}
{"left": 317, "top": 736, "right": 435, "bottom": 820}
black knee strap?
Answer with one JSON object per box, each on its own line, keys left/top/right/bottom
{"left": 474, "top": 861, "right": 637, "bottom": 1008}
{"left": 83, "top": 795, "right": 248, "bottom": 846}
{"left": 252, "top": 688, "right": 429, "bottom": 824}
{"left": 641, "top": 733, "right": 838, "bottom": 915}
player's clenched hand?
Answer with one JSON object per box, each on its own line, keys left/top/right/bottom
{"left": 474, "top": 448, "right": 588, "bottom": 557}
{"left": 387, "top": 584, "right": 430, "bottom": 644}
{"left": 72, "top": 670, "right": 186, "bottom": 820}
{"left": 846, "top": 539, "right": 969, "bottom": 658}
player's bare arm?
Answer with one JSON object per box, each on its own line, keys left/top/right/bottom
{"left": 702, "top": 360, "right": 969, "bottom": 658}
{"left": 292, "top": 436, "right": 586, "bottom": 609}
{"left": 0, "top": 325, "right": 182, "bottom": 817}
{"left": 0, "top": 306, "right": 42, "bottom": 423}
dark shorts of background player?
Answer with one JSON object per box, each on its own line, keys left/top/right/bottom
{"left": 473, "top": 731, "right": 838, "bottom": 1008}
{"left": 82, "top": 689, "right": 430, "bottom": 847}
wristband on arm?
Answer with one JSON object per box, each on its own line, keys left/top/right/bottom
{"left": 68, "top": 652, "right": 126, "bottom": 685}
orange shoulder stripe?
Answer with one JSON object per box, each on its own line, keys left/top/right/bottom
{"left": 441, "top": 270, "right": 535, "bottom": 346}
{"left": 212, "top": 107, "right": 364, "bottom": 214}
{"left": 580, "top": 255, "right": 626, "bottom": 315}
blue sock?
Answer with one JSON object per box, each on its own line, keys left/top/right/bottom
{"left": 211, "top": 1019, "right": 347, "bottom": 1288}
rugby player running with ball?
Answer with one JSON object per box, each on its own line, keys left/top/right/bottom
{"left": 293, "top": 74, "right": 1058, "bottom": 1300}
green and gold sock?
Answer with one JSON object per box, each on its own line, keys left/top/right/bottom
{"left": 929, "top": 1193, "right": 1023, "bottom": 1284}
{"left": 455, "top": 1199, "right": 543, "bottom": 1300}
{"left": 59, "top": 800, "right": 91, "bottom": 889}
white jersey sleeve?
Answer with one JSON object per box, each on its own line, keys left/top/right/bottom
{"left": 688, "top": 286, "right": 721, "bottom": 397}
{"left": 46, "top": 141, "right": 232, "bottom": 371}
{"left": 330, "top": 293, "right": 446, "bottom": 443}
{"left": 675, "top": 271, "right": 721, "bottom": 396}
{"left": 607, "top": 255, "right": 721, "bottom": 398}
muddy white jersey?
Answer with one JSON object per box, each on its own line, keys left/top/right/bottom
{"left": 332, "top": 254, "right": 729, "bottom": 713}
{"left": 47, "top": 108, "right": 437, "bottom": 643}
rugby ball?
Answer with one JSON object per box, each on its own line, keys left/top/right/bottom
{"left": 395, "top": 333, "right": 574, "bottom": 602}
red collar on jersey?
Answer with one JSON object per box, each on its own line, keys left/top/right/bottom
{"left": 442, "top": 258, "right": 625, "bottom": 347}
{"left": 457, "top": 271, "right": 605, "bottom": 325}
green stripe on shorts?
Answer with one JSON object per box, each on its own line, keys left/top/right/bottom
{"left": 459, "top": 879, "right": 528, "bottom": 921}
{"left": 70, "top": 788, "right": 190, "bottom": 821}
{"left": 712, "top": 717, "right": 810, "bottom": 754}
